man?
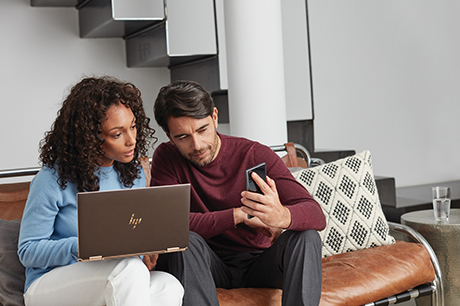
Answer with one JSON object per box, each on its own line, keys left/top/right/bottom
{"left": 151, "top": 80, "right": 326, "bottom": 306}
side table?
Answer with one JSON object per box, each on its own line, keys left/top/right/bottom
{"left": 401, "top": 209, "right": 460, "bottom": 306}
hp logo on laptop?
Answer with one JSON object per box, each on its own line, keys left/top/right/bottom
{"left": 129, "top": 214, "right": 142, "bottom": 229}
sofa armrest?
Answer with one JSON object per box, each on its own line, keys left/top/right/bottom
{"left": 0, "top": 182, "right": 30, "bottom": 221}
{"left": 388, "top": 221, "right": 444, "bottom": 306}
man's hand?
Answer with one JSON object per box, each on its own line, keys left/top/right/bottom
{"left": 240, "top": 173, "right": 292, "bottom": 229}
{"left": 142, "top": 254, "right": 159, "bottom": 271}
{"left": 244, "top": 216, "right": 283, "bottom": 244}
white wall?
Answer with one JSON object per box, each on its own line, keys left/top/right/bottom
{"left": 309, "top": 1, "right": 460, "bottom": 187}
{"left": 0, "top": 0, "right": 170, "bottom": 179}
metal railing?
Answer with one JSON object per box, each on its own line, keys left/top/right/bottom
{"left": 0, "top": 167, "right": 40, "bottom": 179}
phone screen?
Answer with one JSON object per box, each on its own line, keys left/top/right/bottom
{"left": 245, "top": 163, "right": 266, "bottom": 218}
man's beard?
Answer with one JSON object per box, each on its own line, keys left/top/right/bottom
{"left": 188, "top": 147, "right": 214, "bottom": 167}
{"left": 186, "top": 133, "right": 219, "bottom": 167}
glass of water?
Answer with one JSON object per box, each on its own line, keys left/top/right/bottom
{"left": 432, "top": 186, "right": 451, "bottom": 221}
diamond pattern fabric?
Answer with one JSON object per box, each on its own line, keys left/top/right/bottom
{"left": 292, "top": 150, "right": 395, "bottom": 257}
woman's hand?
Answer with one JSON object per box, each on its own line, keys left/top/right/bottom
{"left": 142, "top": 254, "right": 159, "bottom": 271}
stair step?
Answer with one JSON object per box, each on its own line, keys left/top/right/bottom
{"left": 170, "top": 57, "right": 221, "bottom": 91}
{"left": 31, "top": 0, "right": 79, "bottom": 6}
{"left": 375, "top": 176, "right": 397, "bottom": 207}
{"left": 125, "top": 0, "right": 217, "bottom": 68}
{"left": 311, "top": 150, "right": 357, "bottom": 163}
{"left": 78, "top": 0, "right": 163, "bottom": 38}
{"left": 126, "top": 24, "right": 214, "bottom": 68}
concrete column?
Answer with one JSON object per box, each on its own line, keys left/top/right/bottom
{"left": 223, "top": 0, "right": 287, "bottom": 146}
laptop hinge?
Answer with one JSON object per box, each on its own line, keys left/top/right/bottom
{"left": 89, "top": 255, "right": 103, "bottom": 261}
{"left": 166, "top": 247, "right": 180, "bottom": 252}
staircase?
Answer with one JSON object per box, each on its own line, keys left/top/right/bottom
{"left": 30, "top": 0, "right": 316, "bottom": 148}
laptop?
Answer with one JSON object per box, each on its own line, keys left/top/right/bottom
{"left": 75, "top": 184, "right": 190, "bottom": 261}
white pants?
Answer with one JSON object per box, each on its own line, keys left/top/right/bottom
{"left": 24, "top": 257, "right": 184, "bottom": 306}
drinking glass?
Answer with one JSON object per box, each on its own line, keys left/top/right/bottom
{"left": 432, "top": 186, "right": 451, "bottom": 221}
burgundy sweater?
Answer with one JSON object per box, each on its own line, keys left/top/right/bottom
{"left": 150, "top": 134, "right": 325, "bottom": 257}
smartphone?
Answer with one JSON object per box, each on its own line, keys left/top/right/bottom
{"left": 245, "top": 163, "right": 266, "bottom": 218}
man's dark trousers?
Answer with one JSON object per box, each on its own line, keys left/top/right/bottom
{"left": 157, "top": 229, "right": 322, "bottom": 306}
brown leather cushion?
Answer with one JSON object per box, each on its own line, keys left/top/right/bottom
{"left": 217, "top": 241, "right": 435, "bottom": 306}
{"left": 217, "top": 287, "right": 282, "bottom": 306}
{"left": 320, "top": 240, "right": 435, "bottom": 306}
{"left": 0, "top": 182, "right": 30, "bottom": 221}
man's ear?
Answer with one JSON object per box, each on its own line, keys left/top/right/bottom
{"left": 166, "top": 132, "right": 175, "bottom": 146}
{"left": 212, "top": 107, "right": 219, "bottom": 129}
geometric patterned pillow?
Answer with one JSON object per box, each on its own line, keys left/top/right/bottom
{"left": 292, "top": 150, "right": 395, "bottom": 257}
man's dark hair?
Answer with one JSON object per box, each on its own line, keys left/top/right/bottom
{"left": 154, "top": 80, "right": 215, "bottom": 133}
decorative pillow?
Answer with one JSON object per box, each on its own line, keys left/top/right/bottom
{"left": 0, "top": 219, "right": 25, "bottom": 306}
{"left": 292, "top": 150, "right": 395, "bottom": 257}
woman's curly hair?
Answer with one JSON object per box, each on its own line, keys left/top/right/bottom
{"left": 39, "top": 76, "right": 156, "bottom": 192}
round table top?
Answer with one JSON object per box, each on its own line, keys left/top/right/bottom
{"left": 401, "top": 208, "right": 460, "bottom": 225}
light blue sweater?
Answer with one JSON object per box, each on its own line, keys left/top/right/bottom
{"left": 17, "top": 165, "right": 145, "bottom": 292}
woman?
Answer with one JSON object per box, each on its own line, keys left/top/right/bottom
{"left": 18, "top": 76, "right": 184, "bottom": 306}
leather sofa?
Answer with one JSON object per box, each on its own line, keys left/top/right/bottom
{"left": 0, "top": 153, "right": 442, "bottom": 306}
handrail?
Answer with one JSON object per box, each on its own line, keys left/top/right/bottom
{"left": 0, "top": 167, "right": 40, "bottom": 179}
